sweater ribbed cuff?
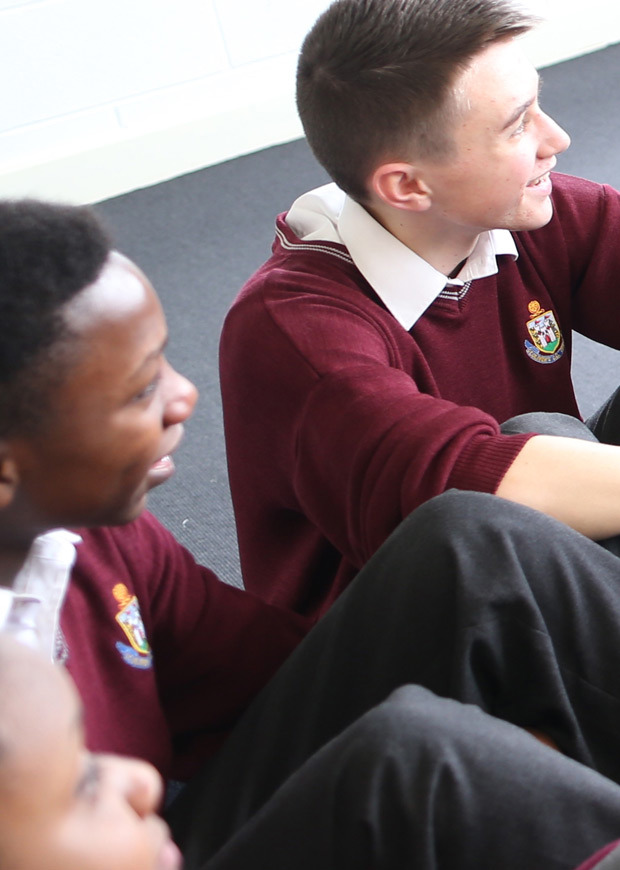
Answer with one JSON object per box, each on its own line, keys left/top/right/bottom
{"left": 449, "top": 432, "right": 536, "bottom": 495}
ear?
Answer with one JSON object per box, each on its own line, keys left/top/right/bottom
{"left": 369, "top": 162, "right": 433, "bottom": 213}
{"left": 0, "top": 443, "right": 20, "bottom": 512}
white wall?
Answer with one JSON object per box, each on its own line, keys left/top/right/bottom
{"left": 0, "top": 0, "right": 619, "bottom": 204}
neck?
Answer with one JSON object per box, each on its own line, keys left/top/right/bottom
{"left": 366, "top": 202, "right": 481, "bottom": 277}
{"left": 0, "top": 516, "right": 41, "bottom": 590}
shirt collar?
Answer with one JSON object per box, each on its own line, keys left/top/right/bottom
{"left": 0, "top": 587, "right": 13, "bottom": 628}
{"left": 286, "top": 182, "right": 518, "bottom": 330}
{"left": 3, "top": 529, "right": 81, "bottom": 660}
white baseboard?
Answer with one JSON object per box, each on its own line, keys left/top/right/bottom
{"left": 0, "top": 95, "right": 305, "bottom": 205}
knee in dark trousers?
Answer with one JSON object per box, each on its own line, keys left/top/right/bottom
{"left": 315, "top": 686, "right": 620, "bottom": 870}
{"left": 501, "top": 411, "right": 598, "bottom": 440}
{"left": 586, "top": 385, "right": 620, "bottom": 444}
{"left": 338, "top": 489, "right": 620, "bottom": 773}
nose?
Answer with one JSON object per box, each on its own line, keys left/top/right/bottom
{"left": 102, "top": 754, "right": 164, "bottom": 817}
{"left": 162, "top": 360, "right": 199, "bottom": 427}
{"left": 539, "top": 110, "right": 571, "bottom": 158}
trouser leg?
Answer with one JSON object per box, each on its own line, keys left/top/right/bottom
{"left": 500, "top": 384, "right": 620, "bottom": 445}
{"left": 586, "top": 386, "right": 620, "bottom": 445}
{"left": 196, "top": 688, "right": 620, "bottom": 870}
{"left": 501, "top": 410, "right": 599, "bottom": 441}
{"left": 168, "top": 492, "right": 620, "bottom": 857}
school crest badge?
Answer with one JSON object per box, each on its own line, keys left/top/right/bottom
{"left": 524, "top": 300, "right": 564, "bottom": 364}
{"left": 113, "top": 584, "right": 153, "bottom": 669}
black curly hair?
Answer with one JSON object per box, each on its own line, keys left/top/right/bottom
{"left": 0, "top": 199, "right": 112, "bottom": 437}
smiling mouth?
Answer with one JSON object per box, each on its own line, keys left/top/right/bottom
{"left": 528, "top": 171, "right": 550, "bottom": 188}
{"left": 151, "top": 424, "right": 185, "bottom": 474}
{"left": 145, "top": 454, "right": 177, "bottom": 491}
{"left": 151, "top": 454, "right": 173, "bottom": 471}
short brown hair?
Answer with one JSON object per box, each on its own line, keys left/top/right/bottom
{"left": 297, "top": 0, "right": 537, "bottom": 202}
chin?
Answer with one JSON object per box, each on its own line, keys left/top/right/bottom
{"left": 508, "top": 208, "right": 552, "bottom": 233}
{"left": 100, "top": 493, "right": 150, "bottom": 528}
{"left": 120, "top": 495, "right": 149, "bottom": 525}
{"left": 57, "top": 492, "right": 148, "bottom": 530}
{"left": 522, "top": 194, "right": 555, "bottom": 229}
{"left": 534, "top": 203, "right": 554, "bottom": 227}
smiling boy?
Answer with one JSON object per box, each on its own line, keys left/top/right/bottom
{"left": 0, "top": 199, "right": 308, "bottom": 777}
{"left": 220, "top": 0, "right": 620, "bottom": 616}
{"left": 6, "top": 249, "right": 191, "bottom": 530}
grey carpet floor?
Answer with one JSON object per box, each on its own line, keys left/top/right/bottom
{"left": 96, "top": 41, "right": 620, "bottom": 588}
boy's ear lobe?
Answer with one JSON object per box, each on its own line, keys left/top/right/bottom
{"left": 0, "top": 446, "right": 19, "bottom": 511}
{"left": 370, "top": 162, "right": 433, "bottom": 212}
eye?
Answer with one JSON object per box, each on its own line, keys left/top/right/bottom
{"left": 133, "top": 371, "right": 162, "bottom": 403}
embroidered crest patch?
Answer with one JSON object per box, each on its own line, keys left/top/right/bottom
{"left": 524, "top": 300, "right": 564, "bottom": 364}
{"left": 113, "top": 584, "right": 153, "bottom": 669}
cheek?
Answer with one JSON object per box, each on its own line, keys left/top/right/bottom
{"left": 505, "top": 147, "right": 537, "bottom": 184}
{"left": 54, "top": 445, "right": 155, "bottom": 521}
{"left": 87, "top": 432, "right": 161, "bottom": 485}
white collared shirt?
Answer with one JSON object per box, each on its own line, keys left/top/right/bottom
{"left": 0, "top": 529, "right": 81, "bottom": 660}
{"left": 286, "top": 183, "right": 518, "bottom": 330}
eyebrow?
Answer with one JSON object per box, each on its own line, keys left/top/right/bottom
{"left": 500, "top": 75, "right": 542, "bottom": 132}
{"left": 129, "top": 335, "right": 169, "bottom": 381}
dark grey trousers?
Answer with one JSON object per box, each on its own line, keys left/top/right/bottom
{"left": 502, "top": 384, "right": 620, "bottom": 556}
{"left": 501, "top": 384, "right": 620, "bottom": 446}
{"left": 168, "top": 490, "right": 620, "bottom": 870}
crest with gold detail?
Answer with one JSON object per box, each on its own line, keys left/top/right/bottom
{"left": 524, "top": 300, "right": 564, "bottom": 364}
{"left": 113, "top": 584, "right": 152, "bottom": 669}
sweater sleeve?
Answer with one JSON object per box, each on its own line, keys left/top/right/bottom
{"left": 294, "top": 363, "right": 530, "bottom": 562}
{"left": 545, "top": 176, "right": 620, "bottom": 349}
{"left": 66, "top": 513, "right": 310, "bottom": 780}
{"left": 138, "top": 513, "right": 310, "bottom": 778}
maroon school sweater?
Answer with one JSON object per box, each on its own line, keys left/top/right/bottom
{"left": 220, "top": 172, "right": 620, "bottom": 616}
{"left": 62, "top": 511, "right": 309, "bottom": 780}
